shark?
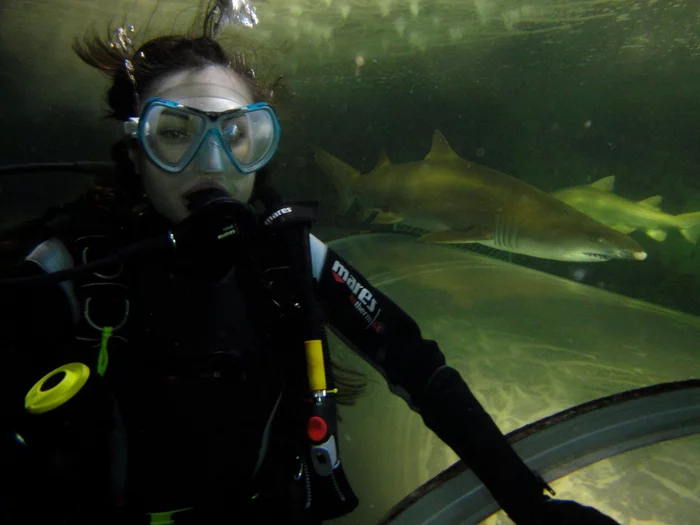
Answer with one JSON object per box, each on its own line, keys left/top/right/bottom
{"left": 314, "top": 130, "right": 647, "bottom": 262}
{"left": 551, "top": 176, "right": 700, "bottom": 244}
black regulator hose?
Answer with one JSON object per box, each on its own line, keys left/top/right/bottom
{"left": 0, "top": 188, "right": 255, "bottom": 288}
{"left": 0, "top": 161, "right": 116, "bottom": 177}
{"left": 0, "top": 236, "right": 171, "bottom": 288}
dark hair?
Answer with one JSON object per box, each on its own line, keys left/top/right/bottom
{"left": 72, "top": 23, "right": 280, "bottom": 121}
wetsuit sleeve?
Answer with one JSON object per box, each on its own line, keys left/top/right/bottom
{"left": 309, "top": 235, "right": 555, "bottom": 524}
{"left": 309, "top": 235, "right": 446, "bottom": 409}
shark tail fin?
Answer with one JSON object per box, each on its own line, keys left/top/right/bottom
{"left": 676, "top": 211, "right": 700, "bottom": 244}
{"left": 314, "top": 148, "right": 361, "bottom": 215}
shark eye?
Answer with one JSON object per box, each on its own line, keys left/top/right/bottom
{"left": 596, "top": 236, "right": 605, "bottom": 244}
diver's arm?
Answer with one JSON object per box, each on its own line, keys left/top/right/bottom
{"left": 310, "top": 236, "right": 620, "bottom": 525}
{"left": 308, "top": 236, "right": 447, "bottom": 407}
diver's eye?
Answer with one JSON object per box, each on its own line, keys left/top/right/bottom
{"left": 158, "top": 129, "right": 191, "bottom": 143}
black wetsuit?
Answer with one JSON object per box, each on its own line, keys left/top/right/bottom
{"left": 1, "top": 194, "right": 622, "bottom": 525}
{"left": 0, "top": 197, "right": 449, "bottom": 524}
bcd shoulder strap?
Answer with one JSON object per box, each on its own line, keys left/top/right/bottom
{"left": 259, "top": 202, "right": 360, "bottom": 521}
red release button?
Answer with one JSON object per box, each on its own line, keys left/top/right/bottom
{"left": 307, "top": 416, "right": 328, "bottom": 442}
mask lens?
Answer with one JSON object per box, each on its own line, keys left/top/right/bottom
{"left": 139, "top": 100, "right": 278, "bottom": 173}
{"left": 220, "top": 107, "right": 276, "bottom": 169}
{"left": 143, "top": 104, "right": 205, "bottom": 168}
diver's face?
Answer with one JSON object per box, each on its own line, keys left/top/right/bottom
{"left": 134, "top": 65, "right": 257, "bottom": 223}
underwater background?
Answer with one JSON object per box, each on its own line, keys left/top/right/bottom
{"left": 1, "top": 0, "right": 699, "bottom": 316}
{"left": 1, "top": 2, "right": 700, "bottom": 524}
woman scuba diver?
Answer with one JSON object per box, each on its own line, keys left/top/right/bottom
{"left": 0, "top": 4, "right": 624, "bottom": 525}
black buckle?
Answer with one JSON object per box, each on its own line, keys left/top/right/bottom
{"left": 75, "top": 234, "right": 124, "bottom": 280}
{"left": 79, "top": 282, "right": 130, "bottom": 336}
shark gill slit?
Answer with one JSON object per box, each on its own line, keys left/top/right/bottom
{"left": 500, "top": 215, "right": 507, "bottom": 248}
{"left": 496, "top": 214, "right": 512, "bottom": 249}
{"left": 504, "top": 215, "right": 512, "bottom": 249}
{"left": 494, "top": 215, "right": 502, "bottom": 247}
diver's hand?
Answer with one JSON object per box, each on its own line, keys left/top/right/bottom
{"left": 528, "top": 498, "right": 621, "bottom": 525}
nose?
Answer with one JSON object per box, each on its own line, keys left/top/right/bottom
{"left": 196, "top": 135, "right": 225, "bottom": 172}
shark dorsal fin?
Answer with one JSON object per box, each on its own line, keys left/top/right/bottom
{"left": 589, "top": 175, "right": 615, "bottom": 192}
{"left": 372, "top": 149, "right": 391, "bottom": 171}
{"left": 638, "top": 195, "right": 663, "bottom": 209}
{"left": 425, "top": 130, "right": 459, "bottom": 161}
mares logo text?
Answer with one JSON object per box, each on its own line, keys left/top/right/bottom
{"left": 331, "top": 260, "right": 383, "bottom": 333}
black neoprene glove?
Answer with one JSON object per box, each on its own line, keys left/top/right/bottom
{"left": 416, "top": 366, "right": 622, "bottom": 525}
{"left": 535, "top": 498, "right": 620, "bottom": 525}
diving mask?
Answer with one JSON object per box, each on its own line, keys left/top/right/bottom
{"left": 123, "top": 97, "right": 280, "bottom": 174}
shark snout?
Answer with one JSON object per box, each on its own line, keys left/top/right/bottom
{"left": 622, "top": 250, "right": 648, "bottom": 261}
{"left": 596, "top": 229, "right": 648, "bottom": 261}
{"left": 579, "top": 232, "right": 647, "bottom": 262}
{"left": 608, "top": 240, "right": 647, "bottom": 260}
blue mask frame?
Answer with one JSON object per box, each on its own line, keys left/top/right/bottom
{"left": 124, "top": 97, "right": 281, "bottom": 174}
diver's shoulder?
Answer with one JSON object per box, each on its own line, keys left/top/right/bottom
{"left": 1, "top": 186, "right": 139, "bottom": 263}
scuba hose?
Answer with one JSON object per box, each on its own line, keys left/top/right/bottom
{"left": 0, "top": 188, "right": 257, "bottom": 289}
{"left": 0, "top": 161, "right": 115, "bottom": 177}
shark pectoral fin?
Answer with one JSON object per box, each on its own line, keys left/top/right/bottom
{"left": 645, "top": 229, "right": 668, "bottom": 241}
{"left": 416, "top": 228, "right": 492, "bottom": 244}
{"left": 638, "top": 195, "right": 663, "bottom": 209}
{"left": 338, "top": 192, "right": 358, "bottom": 217}
{"left": 371, "top": 211, "right": 403, "bottom": 225}
{"left": 357, "top": 207, "right": 377, "bottom": 223}
{"left": 611, "top": 224, "right": 637, "bottom": 234}
{"left": 314, "top": 147, "right": 361, "bottom": 215}
{"left": 589, "top": 175, "right": 616, "bottom": 192}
